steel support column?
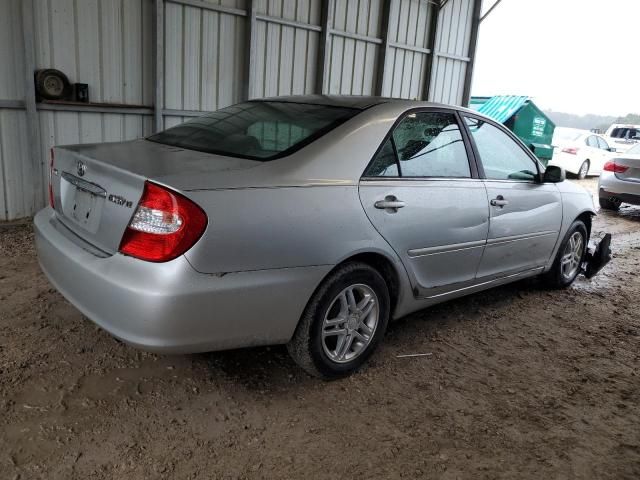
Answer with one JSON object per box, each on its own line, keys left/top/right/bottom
{"left": 422, "top": 1, "right": 441, "bottom": 101}
{"left": 316, "top": 0, "right": 335, "bottom": 94}
{"left": 154, "top": 0, "right": 165, "bottom": 132}
{"left": 462, "top": 0, "right": 483, "bottom": 106}
{"left": 375, "top": 0, "right": 393, "bottom": 96}
{"left": 244, "top": 0, "right": 258, "bottom": 100}
{"left": 21, "top": 0, "right": 43, "bottom": 211}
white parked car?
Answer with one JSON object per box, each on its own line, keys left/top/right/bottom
{"left": 598, "top": 142, "right": 640, "bottom": 211}
{"left": 604, "top": 123, "right": 640, "bottom": 153}
{"left": 548, "top": 127, "right": 615, "bottom": 179}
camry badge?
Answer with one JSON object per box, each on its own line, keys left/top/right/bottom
{"left": 76, "top": 160, "right": 86, "bottom": 177}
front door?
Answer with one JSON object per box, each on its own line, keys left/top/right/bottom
{"left": 462, "top": 115, "right": 562, "bottom": 279}
{"left": 359, "top": 110, "right": 489, "bottom": 297}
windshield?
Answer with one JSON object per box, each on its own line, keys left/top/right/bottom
{"left": 148, "top": 101, "right": 359, "bottom": 160}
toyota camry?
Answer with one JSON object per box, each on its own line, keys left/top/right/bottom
{"left": 34, "top": 96, "right": 611, "bottom": 379}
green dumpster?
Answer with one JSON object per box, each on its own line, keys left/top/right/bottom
{"left": 470, "top": 95, "right": 556, "bottom": 166}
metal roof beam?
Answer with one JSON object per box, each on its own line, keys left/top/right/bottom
{"left": 480, "top": 0, "right": 503, "bottom": 22}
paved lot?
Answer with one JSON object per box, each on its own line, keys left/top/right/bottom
{"left": 1, "top": 179, "right": 639, "bottom": 479}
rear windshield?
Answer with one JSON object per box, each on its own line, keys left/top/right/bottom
{"left": 148, "top": 101, "right": 359, "bottom": 160}
{"left": 610, "top": 127, "right": 640, "bottom": 140}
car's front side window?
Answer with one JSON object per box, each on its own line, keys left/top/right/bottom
{"left": 597, "top": 137, "right": 610, "bottom": 150}
{"left": 463, "top": 116, "right": 538, "bottom": 181}
{"left": 587, "top": 136, "right": 599, "bottom": 148}
{"left": 365, "top": 111, "right": 471, "bottom": 178}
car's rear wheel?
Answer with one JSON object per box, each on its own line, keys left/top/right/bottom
{"left": 599, "top": 196, "right": 621, "bottom": 211}
{"left": 577, "top": 160, "right": 589, "bottom": 180}
{"left": 287, "top": 262, "right": 390, "bottom": 379}
{"left": 543, "top": 220, "right": 588, "bottom": 288}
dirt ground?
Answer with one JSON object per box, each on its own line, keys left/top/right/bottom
{"left": 1, "top": 179, "right": 639, "bottom": 479}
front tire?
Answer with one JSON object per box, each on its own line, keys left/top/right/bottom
{"left": 599, "top": 196, "right": 621, "bottom": 211}
{"left": 287, "top": 262, "right": 390, "bottom": 379}
{"left": 543, "top": 220, "right": 588, "bottom": 288}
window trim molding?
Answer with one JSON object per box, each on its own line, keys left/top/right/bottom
{"left": 361, "top": 106, "right": 480, "bottom": 181}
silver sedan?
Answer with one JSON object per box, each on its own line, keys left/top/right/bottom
{"left": 598, "top": 142, "right": 640, "bottom": 211}
{"left": 34, "top": 96, "right": 609, "bottom": 379}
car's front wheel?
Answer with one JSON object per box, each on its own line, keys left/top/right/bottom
{"left": 543, "top": 220, "right": 588, "bottom": 288}
{"left": 287, "top": 262, "right": 390, "bottom": 379}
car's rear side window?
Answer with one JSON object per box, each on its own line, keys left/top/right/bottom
{"left": 148, "top": 101, "right": 359, "bottom": 160}
{"left": 364, "top": 111, "right": 471, "bottom": 178}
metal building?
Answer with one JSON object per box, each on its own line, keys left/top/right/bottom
{"left": 0, "top": 0, "right": 481, "bottom": 221}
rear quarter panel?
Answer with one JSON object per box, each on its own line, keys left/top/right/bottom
{"left": 183, "top": 185, "right": 403, "bottom": 274}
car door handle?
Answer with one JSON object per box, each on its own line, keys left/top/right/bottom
{"left": 375, "top": 196, "right": 406, "bottom": 212}
{"left": 490, "top": 196, "right": 509, "bottom": 207}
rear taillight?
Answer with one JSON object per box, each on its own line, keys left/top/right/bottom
{"left": 48, "top": 148, "right": 55, "bottom": 208}
{"left": 603, "top": 161, "right": 629, "bottom": 173}
{"left": 562, "top": 147, "right": 579, "bottom": 155}
{"left": 119, "top": 181, "right": 207, "bottom": 262}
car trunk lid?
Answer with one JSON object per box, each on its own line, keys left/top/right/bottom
{"left": 614, "top": 154, "right": 640, "bottom": 183}
{"left": 50, "top": 139, "right": 261, "bottom": 254}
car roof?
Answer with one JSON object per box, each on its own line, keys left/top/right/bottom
{"left": 255, "top": 94, "right": 467, "bottom": 112}
{"left": 257, "top": 95, "right": 397, "bottom": 109}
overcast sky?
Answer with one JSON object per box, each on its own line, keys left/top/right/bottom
{"left": 471, "top": 0, "right": 639, "bottom": 116}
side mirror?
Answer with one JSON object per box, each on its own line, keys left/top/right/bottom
{"left": 543, "top": 165, "right": 565, "bottom": 183}
{"left": 609, "top": 147, "right": 617, "bottom": 153}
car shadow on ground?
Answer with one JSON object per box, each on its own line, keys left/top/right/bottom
{"left": 190, "top": 276, "right": 545, "bottom": 390}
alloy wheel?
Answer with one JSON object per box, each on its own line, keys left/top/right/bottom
{"left": 321, "top": 284, "right": 379, "bottom": 364}
{"left": 561, "top": 231, "right": 584, "bottom": 280}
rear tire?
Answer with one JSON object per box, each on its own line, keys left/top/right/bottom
{"left": 577, "top": 160, "right": 589, "bottom": 180}
{"left": 599, "top": 196, "right": 621, "bottom": 211}
{"left": 287, "top": 262, "right": 390, "bottom": 380}
{"left": 543, "top": 220, "right": 588, "bottom": 289}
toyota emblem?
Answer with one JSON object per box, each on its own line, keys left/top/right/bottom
{"left": 77, "top": 160, "right": 86, "bottom": 177}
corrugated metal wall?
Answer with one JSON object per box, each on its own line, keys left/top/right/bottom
{"left": 0, "top": 0, "right": 479, "bottom": 220}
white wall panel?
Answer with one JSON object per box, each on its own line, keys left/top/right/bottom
{"left": 327, "top": 0, "right": 381, "bottom": 95}
{"left": 0, "top": 0, "right": 25, "bottom": 101}
{"left": 383, "top": 0, "right": 432, "bottom": 99}
{"left": 252, "top": 0, "right": 320, "bottom": 98}
{"left": 32, "top": 0, "right": 153, "bottom": 105}
{"left": 164, "top": 1, "right": 246, "bottom": 112}
{"left": 0, "top": 111, "right": 31, "bottom": 220}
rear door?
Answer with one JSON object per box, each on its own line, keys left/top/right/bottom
{"left": 586, "top": 135, "right": 603, "bottom": 174}
{"left": 359, "top": 109, "right": 489, "bottom": 297}
{"left": 594, "top": 136, "right": 612, "bottom": 174}
{"left": 462, "top": 115, "right": 562, "bottom": 279}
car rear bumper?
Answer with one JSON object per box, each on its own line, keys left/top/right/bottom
{"left": 34, "top": 208, "right": 330, "bottom": 354}
{"left": 598, "top": 171, "right": 640, "bottom": 205}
